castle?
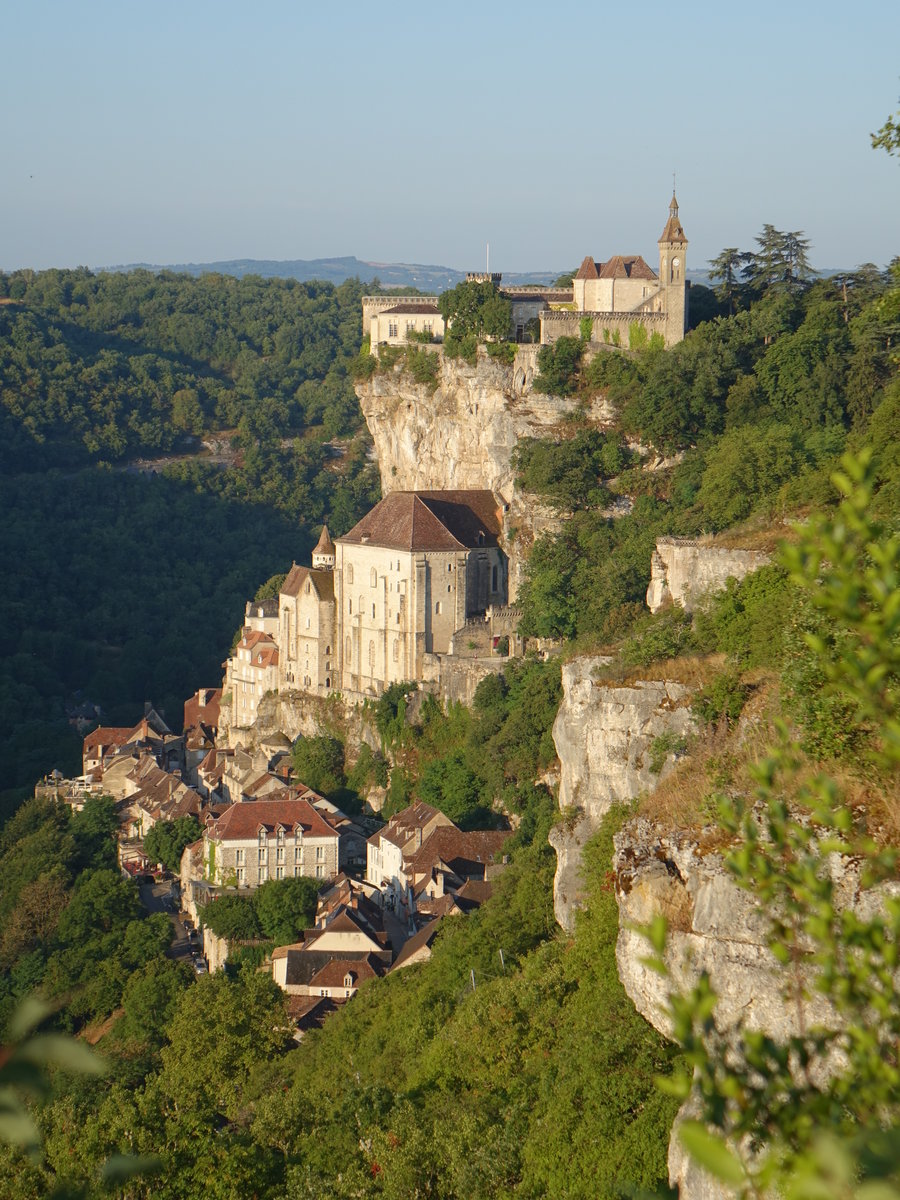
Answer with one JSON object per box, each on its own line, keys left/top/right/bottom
{"left": 362, "top": 193, "right": 689, "bottom": 351}
{"left": 226, "top": 491, "right": 511, "bottom": 725}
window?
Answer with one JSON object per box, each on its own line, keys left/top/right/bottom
{"left": 347, "top": 564, "right": 354, "bottom": 584}
{"left": 435, "top": 601, "right": 441, "bottom": 615}
{"left": 370, "top": 567, "right": 377, "bottom": 588}
{"left": 344, "top": 973, "right": 353, "bottom": 988}
{"left": 388, "top": 321, "right": 398, "bottom": 337}
{"left": 294, "top": 846, "right": 302, "bottom": 862}
{"left": 236, "top": 867, "right": 244, "bottom": 883}
{"left": 447, "top": 584, "right": 451, "bottom": 593}
{"left": 293, "top": 865, "right": 301, "bottom": 877}
{"left": 396, "top": 613, "right": 400, "bottom": 624}
{"left": 276, "top": 828, "right": 284, "bottom": 843}
{"left": 305, "top": 581, "right": 310, "bottom": 594}
{"left": 423, "top": 321, "right": 432, "bottom": 333}
{"left": 316, "top": 845, "right": 324, "bottom": 860}
{"left": 372, "top": 604, "right": 376, "bottom": 618}
{"left": 316, "top": 865, "right": 325, "bottom": 878}
{"left": 276, "top": 847, "right": 284, "bottom": 863}
{"left": 348, "top": 598, "right": 352, "bottom": 614}
{"left": 258, "top": 848, "right": 266, "bottom": 864}
{"left": 447, "top": 563, "right": 453, "bottom": 572}
{"left": 276, "top": 866, "right": 284, "bottom": 879}
{"left": 235, "top": 849, "right": 244, "bottom": 865}
{"left": 406, "top": 320, "right": 415, "bottom": 334}
{"left": 306, "top": 617, "right": 311, "bottom": 629}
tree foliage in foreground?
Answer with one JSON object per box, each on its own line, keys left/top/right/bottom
{"left": 653, "top": 454, "right": 900, "bottom": 1199}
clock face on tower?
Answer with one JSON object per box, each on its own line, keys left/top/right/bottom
{"left": 672, "top": 258, "right": 680, "bottom": 268}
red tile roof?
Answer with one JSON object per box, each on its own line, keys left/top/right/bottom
{"left": 313, "top": 525, "right": 335, "bottom": 555}
{"left": 183, "top": 688, "right": 221, "bottom": 731}
{"left": 406, "top": 827, "right": 510, "bottom": 877}
{"left": 208, "top": 797, "right": 338, "bottom": 842}
{"left": 83, "top": 726, "right": 132, "bottom": 754}
{"left": 338, "top": 491, "right": 501, "bottom": 552}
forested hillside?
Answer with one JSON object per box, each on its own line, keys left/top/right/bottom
{"left": 0, "top": 270, "right": 381, "bottom": 805}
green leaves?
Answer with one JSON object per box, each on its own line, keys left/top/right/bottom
{"left": 678, "top": 1121, "right": 747, "bottom": 1187}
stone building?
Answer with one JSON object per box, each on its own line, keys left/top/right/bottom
{"left": 203, "top": 793, "right": 340, "bottom": 888}
{"left": 368, "top": 301, "right": 444, "bottom": 347}
{"left": 541, "top": 193, "right": 689, "bottom": 348}
{"left": 225, "top": 490, "right": 508, "bottom": 719}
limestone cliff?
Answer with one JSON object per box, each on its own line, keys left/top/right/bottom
{"left": 549, "top": 657, "right": 697, "bottom": 931}
{"left": 354, "top": 346, "right": 614, "bottom": 597}
{"left": 646, "top": 538, "right": 771, "bottom": 613}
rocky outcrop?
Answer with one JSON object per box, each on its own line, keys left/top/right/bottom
{"left": 550, "top": 658, "right": 697, "bottom": 931}
{"left": 223, "top": 689, "right": 378, "bottom": 757}
{"left": 354, "top": 347, "right": 615, "bottom": 597}
{"left": 646, "top": 538, "right": 771, "bottom": 613}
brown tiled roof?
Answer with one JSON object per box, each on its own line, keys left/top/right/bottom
{"left": 380, "top": 302, "right": 441, "bottom": 315}
{"left": 313, "top": 525, "right": 335, "bottom": 555}
{"left": 575, "top": 256, "right": 599, "bottom": 280}
{"left": 597, "top": 255, "right": 658, "bottom": 281}
{"left": 307, "top": 956, "right": 381, "bottom": 989}
{"left": 391, "top": 920, "right": 444, "bottom": 969}
{"left": 338, "top": 491, "right": 501, "bottom": 553}
{"left": 659, "top": 194, "right": 687, "bottom": 244}
{"left": 209, "top": 797, "right": 338, "bottom": 842}
{"left": 456, "top": 879, "right": 494, "bottom": 905}
{"left": 369, "top": 801, "right": 449, "bottom": 850}
{"left": 406, "top": 827, "right": 510, "bottom": 878}
{"left": 280, "top": 563, "right": 335, "bottom": 602}
{"left": 183, "top": 688, "right": 222, "bottom": 732}
{"left": 83, "top": 726, "right": 132, "bottom": 754}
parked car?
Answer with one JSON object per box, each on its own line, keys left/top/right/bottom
{"left": 193, "top": 959, "right": 208, "bottom": 975}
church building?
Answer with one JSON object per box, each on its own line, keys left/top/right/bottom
{"left": 226, "top": 490, "right": 507, "bottom": 725}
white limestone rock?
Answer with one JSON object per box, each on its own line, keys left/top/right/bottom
{"left": 646, "top": 539, "right": 771, "bottom": 614}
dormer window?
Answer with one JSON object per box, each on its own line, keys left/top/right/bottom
{"left": 258, "top": 828, "right": 266, "bottom": 842}
{"left": 343, "top": 973, "right": 354, "bottom": 988}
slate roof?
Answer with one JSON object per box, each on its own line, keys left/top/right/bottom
{"left": 380, "top": 302, "right": 441, "bottom": 315}
{"left": 208, "top": 797, "right": 338, "bottom": 842}
{"left": 280, "top": 563, "right": 335, "bottom": 602}
{"left": 338, "top": 491, "right": 501, "bottom": 553}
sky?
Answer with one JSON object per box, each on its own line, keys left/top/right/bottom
{"left": 2, "top": 0, "right": 898, "bottom": 275}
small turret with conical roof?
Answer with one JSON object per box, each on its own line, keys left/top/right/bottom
{"left": 312, "top": 524, "right": 335, "bottom": 571}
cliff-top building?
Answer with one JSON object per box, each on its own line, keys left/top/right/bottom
{"left": 225, "top": 490, "right": 508, "bottom": 724}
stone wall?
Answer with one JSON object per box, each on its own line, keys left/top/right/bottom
{"left": 549, "top": 657, "right": 697, "bottom": 931}
{"left": 646, "top": 537, "right": 771, "bottom": 613}
{"left": 354, "top": 346, "right": 615, "bottom": 599}
{"left": 541, "top": 308, "right": 669, "bottom": 348}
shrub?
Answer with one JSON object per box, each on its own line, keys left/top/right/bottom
{"left": 691, "top": 670, "right": 750, "bottom": 728}
{"left": 405, "top": 345, "right": 439, "bottom": 385}
{"left": 532, "top": 336, "right": 583, "bottom": 395}
{"left": 485, "top": 341, "right": 516, "bottom": 364}
{"left": 620, "top": 606, "right": 698, "bottom": 668}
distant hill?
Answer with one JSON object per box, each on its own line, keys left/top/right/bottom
{"left": 103, "top": 256, "right": 565, "bottom": 291}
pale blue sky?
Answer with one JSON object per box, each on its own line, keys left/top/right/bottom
{"left": 2, "top": 0, "right": 898, "bottom": 274}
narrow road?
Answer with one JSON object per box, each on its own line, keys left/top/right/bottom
{"left": 138, "top": 880, "right": 194, "bottom": 963}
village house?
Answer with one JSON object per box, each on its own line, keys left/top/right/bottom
{"left": 182, "top": 687, "right": 221, "bottom": 784}
{"left": 226, "top": 630, "right": 279, "bottom": 727}
{"left": 366, "top": 801, "right": 455, "bottom": 916}
{"left": 368, "top": 301, "right": 444, "bottom": 347}
{"left": 202, "top": 793, "right": 340, "bottom": 888}
{"left": 271, "top": 904, "right": 391, "bottom": 997}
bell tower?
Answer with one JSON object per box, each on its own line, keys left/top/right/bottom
{"left": 658, "top": 192, "right": 688, "bottom": 344}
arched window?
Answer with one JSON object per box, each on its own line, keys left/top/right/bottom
{"left": 372, "top": 604, "right": 376, "bottom": 618}
{"left": 325, "top": 645, "right": 331, "bottom": 655}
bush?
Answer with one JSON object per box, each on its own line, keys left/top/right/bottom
{"left": 532, "top": 336, "right": 583, "bottom": 396}
{"left": 485, "top": 341, "right": 516, "bottom": 364}
{"left": 691, "top": 670, "right": 750, "bottom": 728}
{"left": 405, "top": 345, "right": 439, "bottom": 385}
{"left": 291, "top": 734, "right": 345, "bottom": 796}
{"left": 620, "top": 606, "right": 698, "bottom": 668}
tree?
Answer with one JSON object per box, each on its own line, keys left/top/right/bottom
{"left": 198, "top": 894, "right": 261, "bottom": 940}
{"left": 708, "top": 247, "right": 752, "bottom": 314}
{"left": 252, "top": 875, "right": 321, "bottom": 944}
{"left": 291, "top": 733, "right": 344, "bottom": 795}
{"left": 654, "top": 452, "right": 900, "bottom": 1199}
{"left": 871, "top": 97, "right": 900, "bottom": 157}
{"left": 142, "top": 815, "right": 201, "bottom": 873}
{"left": 743, "top": 225, "right": 814, "bottom": 294}
{"left": 438, "top": 281, "right": 512, "bottom": 342}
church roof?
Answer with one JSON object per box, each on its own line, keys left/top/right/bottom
{"left": 313, "top": 525, "right": 335, "bottom": 556}
{"left": 281, "top": 564, "right": 335, "bottom": 602}
{"left": 575, "top": 256, "right": 599, "bottom": 280}
{"left": 338, "top": 491, "right": 501, "bottom": 553}
{"left": 659, "top": 194, "right": 687, "bottom": 244}
{"left": 597, "top": 255, "right": 658, "bottom": 281}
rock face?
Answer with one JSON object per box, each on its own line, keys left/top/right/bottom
{"left": 646, "top": 538, "right": 771, "bottom": 613}
{"left": 613, "top": 818, "right": 900, "bottom": 1200}
{"left": 354, "top": 347, "right": 615, "bottom": 598}
{"left": 549, "top": 657, "right": 697, "bottom": 931}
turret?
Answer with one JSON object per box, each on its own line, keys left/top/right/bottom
{"left": 312, "top": 525, "right": 335, "bottom": 571}
{"left": 658, "top": 192, "right": 689, "bottom": 343}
